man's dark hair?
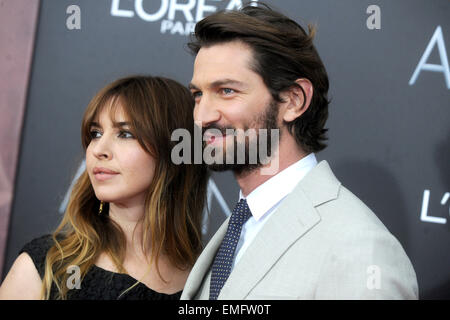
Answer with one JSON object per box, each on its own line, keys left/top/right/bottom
{"left": 188, "top": 3, "right": 330, "bottom": 153}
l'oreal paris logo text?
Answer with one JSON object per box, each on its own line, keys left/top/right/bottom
{"left": 110, "top": 0, "right": 259, "bottom": 36}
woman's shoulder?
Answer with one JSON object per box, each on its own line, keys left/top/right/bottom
{"left": 19, "top": 234, "right": 57, "bottom": 279}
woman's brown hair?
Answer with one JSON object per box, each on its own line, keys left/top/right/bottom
{"left": 41, "top": 75, "right": 208, "bottom": 299}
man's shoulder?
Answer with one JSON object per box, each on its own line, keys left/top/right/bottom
{"left": 324, "top": 184, "right": 388, "bottom": 230}
{"left": 295, "top": 160, "right": 386, "bottom": 230}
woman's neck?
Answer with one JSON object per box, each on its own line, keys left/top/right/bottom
{"left": 108, "top": 202, "right": 146, "bottom": 254}
{"left": 99, "top": 201, "right": 190, "bottom": 293}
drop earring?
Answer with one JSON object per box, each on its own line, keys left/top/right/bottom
{"left": 99, "top": 201, "right": 104, "bottom": 215}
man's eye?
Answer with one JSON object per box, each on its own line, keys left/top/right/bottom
{"left": 90, "top": 130, "right": 102, "bottom": 139}
{"left": 222, "top": 88, "right": 235, "bottom": 95}
{"left": 118, "top": 130, "right": 134, "bottom": 139}
{"left": 192, "top": 91, "right": 202, "bottom": 99}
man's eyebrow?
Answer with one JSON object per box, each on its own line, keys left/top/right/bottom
{"left": 188, "top": 79, "right": 247, "bottom": 90}
{"left": 188, "top": 83, "right": 199, "bottom": 90}
{"left": 209, "top": 79, "right": 246, "bottom": 89}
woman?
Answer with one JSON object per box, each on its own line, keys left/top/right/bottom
{"left": 0, "top": 75, "right": 208, "bottom": 299}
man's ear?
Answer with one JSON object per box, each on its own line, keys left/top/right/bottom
{"left": 280, "top": 78, "right": 313, "bottom": 122}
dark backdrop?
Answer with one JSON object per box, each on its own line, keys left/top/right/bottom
{"left": 2, "top": 0, "right": 449, "bottom": 299}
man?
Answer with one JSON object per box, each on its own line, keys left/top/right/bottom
{"left": 182, "top": 4, "right": 418, "bottom": 299}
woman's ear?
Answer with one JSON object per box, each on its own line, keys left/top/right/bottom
{"left": 280, "top": 78, "right": 313, "bottom": 122}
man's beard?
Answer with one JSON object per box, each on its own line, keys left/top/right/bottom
{"left": 202, "top": 99, "right": 280, "bottom": 175}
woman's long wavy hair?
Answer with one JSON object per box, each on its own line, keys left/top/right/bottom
{"left": 41, "top": 75, "right": 208, "bottom": 299}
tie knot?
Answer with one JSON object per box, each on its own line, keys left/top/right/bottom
{"left": 230, "top": 199, "right": 252, "bottom": 226}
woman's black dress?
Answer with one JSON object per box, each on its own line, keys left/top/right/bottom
{"left": 19, "top": 235, "right": 182, "bottom": 300}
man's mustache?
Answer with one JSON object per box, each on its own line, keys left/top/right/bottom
{"left": 201, "top": 123, "right": 236, "bottom": 137}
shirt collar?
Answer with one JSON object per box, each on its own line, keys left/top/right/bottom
{"left": 239, "top": 153, "right": 318, "bottom": 221}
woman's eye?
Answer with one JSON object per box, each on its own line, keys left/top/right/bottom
{"left": 90, "top": 130, "right": 102, "bottom": 139}
{"left": 118, "top": 130, "right": 134, "bottom": 139}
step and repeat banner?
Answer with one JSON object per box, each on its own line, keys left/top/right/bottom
{"left": 1, "top": 0, "right": 449, "bottom": 298}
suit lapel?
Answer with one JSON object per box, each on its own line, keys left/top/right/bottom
{"left": 218, "top": 160, "right": 340, "bottom": 299}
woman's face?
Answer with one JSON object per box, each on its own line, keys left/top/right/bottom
{"left": 86, "top": 100, "right": 156, "bottom": 207}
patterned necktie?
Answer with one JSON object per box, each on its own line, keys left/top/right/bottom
{"left": 209, "top": 198, "right": 252, "bottom": 300}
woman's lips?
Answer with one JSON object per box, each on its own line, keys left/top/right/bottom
{"left": 94, "top": 172, "right": 118, "bottom": 181}
{"left": 93, "top": 167, "right": 119, "bottom": 181}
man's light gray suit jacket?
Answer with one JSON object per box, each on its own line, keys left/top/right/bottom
{"left": 181, "top": 161, "right": 418, "bottom": 299}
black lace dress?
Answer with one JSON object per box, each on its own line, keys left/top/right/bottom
{"left": 19, "top": 234, "right": 182, "bottom": 300}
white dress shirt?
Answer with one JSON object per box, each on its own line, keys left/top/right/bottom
{"left": 232, "top": 153, "right": 318, "bottom": 269}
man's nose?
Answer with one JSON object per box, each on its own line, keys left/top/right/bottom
{"left": 193, "top": 95, "right": 221, "bottom": 128}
